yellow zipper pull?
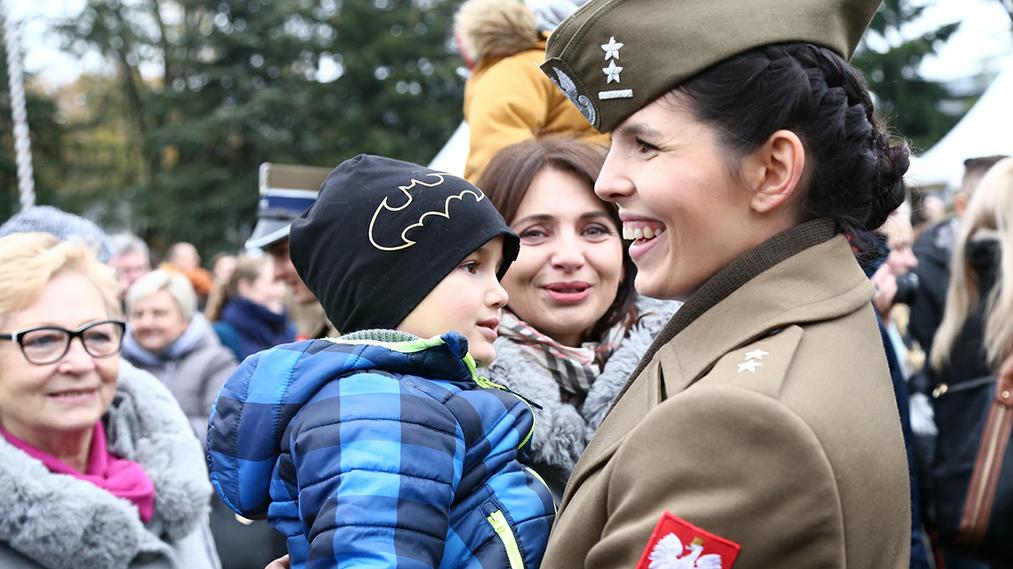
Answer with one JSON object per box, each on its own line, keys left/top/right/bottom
{"left": 486, "top": 509, "right": 525, "bottom": 569}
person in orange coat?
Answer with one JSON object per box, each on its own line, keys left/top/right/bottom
{"left": 454, "top": 0, "right": 609, "bottom": 183}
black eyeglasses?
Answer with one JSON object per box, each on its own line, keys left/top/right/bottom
{"left": 0, "top": 320, "right": 126, "bottom": 365}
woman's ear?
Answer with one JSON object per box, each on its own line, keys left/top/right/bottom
{"left": 742, "top": 129, "right": 806, "bottom": 214}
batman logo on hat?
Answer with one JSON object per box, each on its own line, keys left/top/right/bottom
{"left": 368, "top": 173, "right": 486, "bottom": 252}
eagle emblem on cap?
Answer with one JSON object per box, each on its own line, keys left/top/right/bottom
{"left": 548, "top": 67, "right": 597, "bottom": 126}
{"left": 368, "top": 173, "right": 485, "bottom": 252}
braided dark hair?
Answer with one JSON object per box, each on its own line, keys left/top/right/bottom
{"left": 674, "top": 43, "right": 909, "bottom": 236}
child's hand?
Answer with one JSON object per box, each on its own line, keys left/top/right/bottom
{"left": 265, "top": 555, "right": 290, "bottom": 569}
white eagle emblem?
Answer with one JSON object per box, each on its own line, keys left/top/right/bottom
{"left": 648, "top": 534, "right": 723, "bottom": 569}
{"left": 549, "top": 67, "right": 597, "bottom": 126}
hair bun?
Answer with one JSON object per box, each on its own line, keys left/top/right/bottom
{"left": 866, "top": 130, "right": 910, "bottom": 229}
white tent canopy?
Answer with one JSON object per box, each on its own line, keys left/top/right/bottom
{"left": 905, "top": 60, "right": 1013, "bottom": 191}
{"left": 427, "top": 121, "right": 470, "bottom": 177}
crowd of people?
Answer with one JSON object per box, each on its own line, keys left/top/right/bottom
{"left": 1, "top": 0, "right": 1011, "bottom": 568}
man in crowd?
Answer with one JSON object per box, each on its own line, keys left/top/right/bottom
{"left": 109, "top": 232, "right": 152, "bottom": 301}
{"left": 162, "top": 241, "right": 214, "bottom": 306}
{"left": 246, "top": 163, "right": 336, "bottom": 339}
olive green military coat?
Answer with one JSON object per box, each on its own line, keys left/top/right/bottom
{"left": 542, "top": 220, "right": 910, "bottom": 568}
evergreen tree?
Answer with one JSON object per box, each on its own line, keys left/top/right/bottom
{"left": 853, "top": 0, "right": 964, "bottom": 152}
{"left": 57, "top": 0, "right": 464, "bottom": 256}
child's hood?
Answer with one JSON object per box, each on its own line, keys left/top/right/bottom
{"left": 206, "top": 331, "right": 478, "bottom": 518}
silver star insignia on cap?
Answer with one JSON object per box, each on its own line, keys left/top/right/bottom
{"left": 602, "top": 60, "right": 623, "bottom": 84}
{"left": 601, "top": 36, "right": 623, "bottom": 60}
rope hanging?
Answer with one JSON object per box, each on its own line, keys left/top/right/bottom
{"left": 2, "top": 2, "right": 36, "bottom": 211}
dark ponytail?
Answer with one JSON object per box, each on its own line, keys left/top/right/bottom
{"left": 674, "top": 43, "right": 909, "bottom": 236}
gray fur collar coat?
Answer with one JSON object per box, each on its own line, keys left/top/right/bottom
{"left": 0, "top": 360, "right": 220, "bottom": 569}
{"left": 482, "top": 296, "right": 678, "bottom": 492}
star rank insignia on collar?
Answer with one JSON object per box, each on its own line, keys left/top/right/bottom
{"left": 737, "top": 346, "right": 768, "bottom": 374}
{"left": 636, "top": 511, "right": 741, "bottom": 569}
{"left": 598, "top": 35, "right": 632, "bottom": 101}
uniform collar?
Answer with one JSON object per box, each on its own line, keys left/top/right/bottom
{"left": 662, "top": 228, "right": 872, "bottom": 395}
{"left": 608, "top": 218, "right": 865, "bottom": 411}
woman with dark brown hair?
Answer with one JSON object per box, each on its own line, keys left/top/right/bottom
{"left": 529, "top": 0, "right": 913, "bottom": 566}
{"left": 478, "top": 137, "right": 677, "bottom": 500}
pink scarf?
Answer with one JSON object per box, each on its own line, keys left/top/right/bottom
{"left": 1, "top": 421, "right": 156, "bottom": 523}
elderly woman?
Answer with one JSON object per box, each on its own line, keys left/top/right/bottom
{"left": 0, "top": 233, "right": 219, "bottom": 568}
{"left": 533, "top": 1, "right": 913, "bottom": 567}
{"left": 205, "top": 255, "right": 294, "bottom": 362}
{"left": 477, "top": 137, "right": 676, "bottom": 499}
{"left": 122, "top": 269, "right": 235, "bottom": 440}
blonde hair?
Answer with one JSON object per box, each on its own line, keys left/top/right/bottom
{"left": 126, "top": 269, "right": 197, "bottom": 320}
{"left": 931, "top": 157, "right": 1013, "bottom": 372}
{"left": 204, "top": 255, "right": 271, "bottom": 321}
{"left": 0, "top": 232, "right": 121, "bottom": 326}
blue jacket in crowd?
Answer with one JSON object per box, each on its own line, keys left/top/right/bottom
{"left": 213, "top": 296, "right": 296, "bottom": 362}
{"left": 207, "top": 330, "right": 555, "bottom": 569}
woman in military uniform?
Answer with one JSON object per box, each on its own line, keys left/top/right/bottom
{"left": 536, "top": 0, "right": 912, "bottom": 567}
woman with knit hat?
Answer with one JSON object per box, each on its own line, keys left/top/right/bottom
{"left": 535, "top": 0, "right": 912, "bottom": 567}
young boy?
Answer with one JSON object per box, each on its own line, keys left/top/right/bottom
{"left": 207, "top": 155, "right": 554, "bottom": 569}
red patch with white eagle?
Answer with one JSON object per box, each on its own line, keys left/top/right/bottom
{"left": 635, "top": 511, "right": 741, "bottom": 569}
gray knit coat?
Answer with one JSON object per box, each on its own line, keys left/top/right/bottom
{"left": 121, "top": 313, "right": 237, "bottom": 442}
{"left": 0, "top": 361, "right": 221, "bottom": 569}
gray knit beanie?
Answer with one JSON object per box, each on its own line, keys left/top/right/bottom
{"left": 0, "top": 206, "right": 113, "bottom": 262}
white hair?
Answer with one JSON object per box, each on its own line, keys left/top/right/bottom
{"left": 109, "top": 232, "right": 150, "bottom": 260}
{"left": 125, "top": 269, "right": 197, "bottom": 320}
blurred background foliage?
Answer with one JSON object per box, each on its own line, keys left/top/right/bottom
{"left": 5, "top": 0, "right": 464, "bottom": 255}
{"left": 1, "top": 0, "right": 1011, "bottom": 257}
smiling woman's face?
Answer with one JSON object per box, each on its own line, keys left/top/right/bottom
{"left": 0, "top": 271, "right": 118, "bottom": 451}
{"left": 594, "top": 96, "right": 765, "bottom": 300}
{"left": 501, "top": 167, "right": 624, "bottom": 347}
{"left": 128, "top": 289, "right": 189, "bottom": 354}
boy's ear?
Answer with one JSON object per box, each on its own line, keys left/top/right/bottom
{"left": 741, "top": 129, "right": 806, "bottom": 214}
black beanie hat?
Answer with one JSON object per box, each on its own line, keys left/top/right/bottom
{"left": 289, "top": 154, "right": 520, "bottom": 334}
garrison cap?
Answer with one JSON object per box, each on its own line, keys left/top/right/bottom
{"left": 245, "top": 162, "right": 331, "bottom": 250}
{"left": 540, "top": 0, "right": 882, "bottom": 133}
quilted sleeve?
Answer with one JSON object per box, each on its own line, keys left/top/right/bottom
{"left": 289, "top": 371, "right": 465, "bottom": 568}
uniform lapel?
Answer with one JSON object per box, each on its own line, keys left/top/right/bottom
{"left": 601, "top": 219, "right": 839, "bottom": 417}
{"left": 558, "top": 358, "right": 667, "bottom": 507}
{"left": 559, "top": 223, "right": 874, "bottom": 510}
{"left": 663, "top": 235, "right": 872, "bottom": 394}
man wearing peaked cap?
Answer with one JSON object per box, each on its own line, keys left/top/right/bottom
{"left": 246, "top": 162, "right": 337, "bottom": 339}
{"left": 540, "top": 0, "right": 881, "bottom": 133}
{"left": 534, "top": 0, "right": 916, "bottom": 568}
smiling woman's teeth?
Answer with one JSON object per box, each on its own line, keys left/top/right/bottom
{"left": 623, "top": 223, "right": 663, "bottom": 241}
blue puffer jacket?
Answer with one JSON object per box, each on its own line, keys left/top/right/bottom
{"left": 207, "top": 330, "right": 554, "bottom": 569}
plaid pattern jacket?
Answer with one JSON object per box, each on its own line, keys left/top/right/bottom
{"left": 207, "top": 331, "right": 554, "bottom": 569}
